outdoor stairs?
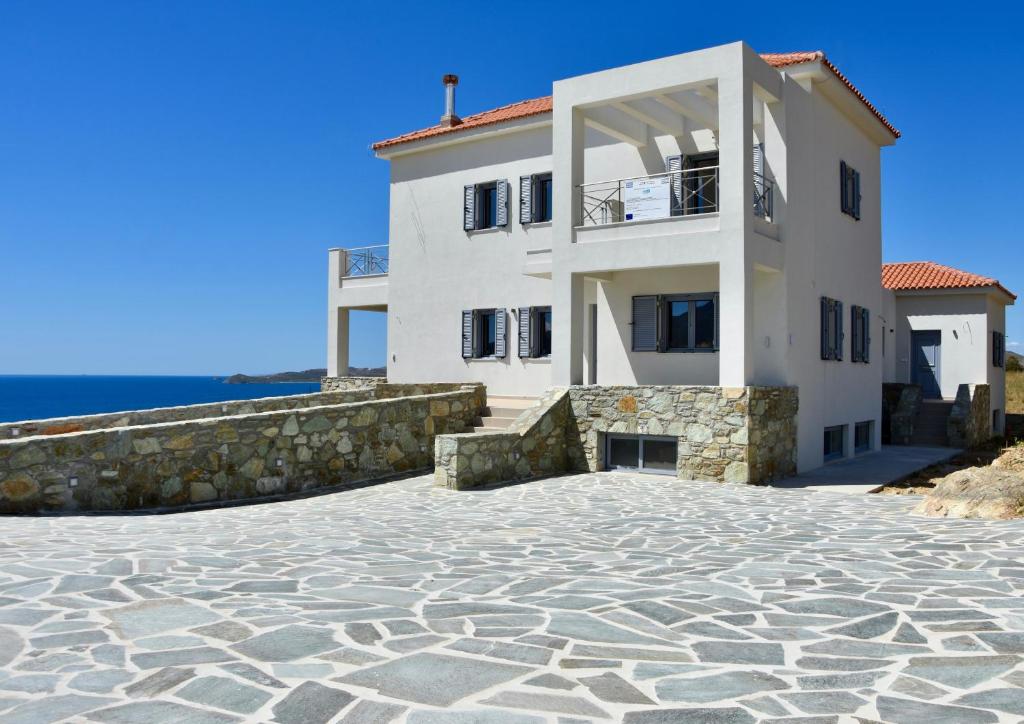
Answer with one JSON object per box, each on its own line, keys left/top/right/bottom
{"left": 464, "top": 395, "right": 539, "bottom": 433}
{"left": 910, "top": 399, "right": 954, "bottom": 447}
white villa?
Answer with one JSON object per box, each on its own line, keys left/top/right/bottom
{"left": 327, "top": 42, "right": 1014, "bottom": 477}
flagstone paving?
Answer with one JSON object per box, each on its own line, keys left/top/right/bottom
{"left": 1, "top": 471, "right": 1023, "bottom": 722}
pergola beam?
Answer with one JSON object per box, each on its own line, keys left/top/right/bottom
{"left": 654, "top": 91, "right": 718, "bottom": 131}
{"left": 583, "top": 106, "right": 648, "bottom": 147}
{"left": 612, "top": 99, "right": 686, "bottom": 137}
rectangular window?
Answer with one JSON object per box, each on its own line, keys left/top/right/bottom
{"left": 463, "top": 308, "right": 506, "bottom": 359}
{"left": 477, "top": 183, "right": 497, "bottom": 229}
{"left": 824, "top": 425, "right": 845, "bottom": 462}
{"left": 465, "top": 180, "right": 508, "bottom": 230}
{"left": 993, "top": 331, "right": 1005, "bottom": 368}
{"left": 518, "top": 306, "right": 552, "bottom": 359}
{"left": 606, "top": 435, "right": 678, "bottom": 475}
{"left": 632, "top": 293, "right": 718, "bottom": 353}
{"left": 820, "top": 297, "right": 844, "bottom": 361}
{"left": 534, "top": 173, "right": 552, "bottom": 222}
{"left": 840, "top": 161, "right": 861, "bottom": 220}
{"left": 851, "top": 305, "right": 870, "bottom": 363}
{"left": 854, "top": 421, "right": 873, "bottom": 454}
{"left": 536, "top": 307, "right": 552, "bottom": 357}
{"left": 478, "top": 310, "right": 496, "bottom": 357}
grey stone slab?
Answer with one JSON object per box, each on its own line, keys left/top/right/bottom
{"left": 692, "top": 640, "right": 785, "bottom": 665}
{"left": 976, "top": 631, "right": 1024, "bottom": 653}
{"left": 0, "top": 627, "right": 23, "bottom": 668}
{"left": 226, "top": 580, "right": 298, "bottom": 593}
{"left": 623, "top": 707, "right": 755, "bottom": 723}
{"left": 337, "top": 652, "right": 532, "bottom": 706}
{"left": 0, "top": 674, "right": 60, "bottom": 693}
{"left": 447, "top": 638, "right": 553, "bottom": 665}
{"left": 656, "top": 671, "right": 789, "bottom": 703}
{"left": 779, "top": 690, "right": 867, "bottom": 715}
{"left": 423, "top": 602, "right": 542, "bottom": 619}
{"left": 190, "top": 620, "right": 254, "bottom": 643}
{"left": 479, "top": 690, "right": 610, "bottom": 718}
{"left": 547, "top": 612, "right": 673, "bottom": 647}
{"left": 776, "top": 597, "right": 892, "bottom": 618}
{"left": 524, "top": 673, "right": 578, "bottom": 690}
{"left": 569, "top": 643, "right": 693, "bottom": 662}
{"left": 578, "top": 672, "right": 655, "bottom": 704}
{"left": 823, "top": 611, "right": 898, "bottom": 639}
{"left": 27, "top": 629, "right": 109, "bottom": 648}
{"left": 219, "top": 661, "right": 287, "bottom": 688}
{"left": 955, "top": 688, "right": 1024, "bottom": 716}
{"left": 68, "top": 669, "right": 134, "bottom": 693}
{"left": 53, "top": 574, "right": 114, "bottom": 594}
{"left": 88, "top": 700, "right": 241, "bottom": 723}
{"left": 2, "top": 693, "right": 116, "bottom": 724}
{"left": 902, "top": 655, "right": 1020, "bottom": 688}
{"left": 889, "top": 674, "right": 949, "bottom": 700}
{"left": 338, "top": 699, "right": 407, "bottom": 723}
{"left": 794, "top": 671, "right": 885, "bottom": 690}
{"left": 344, "top": 622, "right": 382, "bottom": 645}
{"left": 176, "top": 675, "right": 273, "bottom": 715}
{"left": 270, "top": 681, "right": 355, "bottom": 724}
{"left": 131, "top": 646, "right": 235, "bottom": 669}
{"left": 407, "top": 711, "right": 544, "bottom": 724}
{"left": 229, "top": 624, "right": 338, "bottom": 662}
{"left": 103, "top": 598, "right": 221, "bottom": 638}
{"left": 876, "top": 696, "right": 998, "bottom": 724}
{"left": 676, "top": 620, "right": 752, "bottom": 640}
{"left": 123, "top": 666, "right": 196, "bottom": 697}
{"left": 383, "top": 633, "right": 447, "bottom": 653}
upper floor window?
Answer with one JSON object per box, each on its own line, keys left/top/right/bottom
{"left": 850, "top": 305, "right": 871, "bottom": 363}
{"left": 464, "top": 180, "right": 508, "bottom": 231}
{"left": 461, "top": 308, "right": 506, "bottom": 359}
{"left": 631, "top": 293, "right": 718, "bottom": 353}
{"left": 840, "top": 161, "right": 861, "bottom": 220}
{"left": 821, "top": 296, "right": 844, "bottom": 361}
{"left": 520, "top": 173, "right": 552, "bottom": 223}
{"left": 993, "top": 331, "right": 1005, "bottom": 368}
{"left": 518, "top": 306, "right": 552, "bottom": 358}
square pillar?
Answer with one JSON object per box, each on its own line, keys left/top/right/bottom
{"left": 552, "top": 270, "right": 585, "bottom": 385}
{"left": 327, "top": 307, "right": 349, "bottom": 377}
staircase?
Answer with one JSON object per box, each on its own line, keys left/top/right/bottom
{"left": 910, "top": 400, "right": 954, "bottom": 447}
{"left": 464, "top": 395, "right": 539, "bottom": 433}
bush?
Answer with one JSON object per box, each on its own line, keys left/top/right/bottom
{"left": 1008, "top": 355, "right": 1023, "bottom": 372}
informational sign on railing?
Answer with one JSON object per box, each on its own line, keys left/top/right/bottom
{"left": 624, "top": 176, "right": 671, "bottom": 221}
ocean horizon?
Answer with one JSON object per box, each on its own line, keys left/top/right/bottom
{"left": 0, "top": 375, "right": 321, "bottom": 423}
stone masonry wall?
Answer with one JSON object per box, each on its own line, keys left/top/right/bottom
{"left": 320, "top": 376, "right": 386, "bottom": 392}
{"left": 434, "top": 388, "right": 570, "bottom": 490}
{"left": 566, "top": 386, "right": 797, "bottom": 484}
{"left": 948, "top": 383, "right": 992, "bottom": 449}
{"left": 0, "top": 386, "right": 484, "bottom": 514}
{"left": 883, "top": 383, "right": 922, "bottom": 445}
{"left": 0, "top": 389, "right": 377, "bottom": 440}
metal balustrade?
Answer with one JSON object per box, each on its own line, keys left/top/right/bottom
{"left": 342, "top": 245, "right": 389, "bottom": 278}
{"left": 753, "top": 171, "right": 774, "bottom": 222}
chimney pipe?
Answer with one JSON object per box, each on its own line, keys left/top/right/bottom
{"left": 440, "top": 74, "right": 461, "bottom": 127}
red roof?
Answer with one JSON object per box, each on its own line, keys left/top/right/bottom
{"left": 883, "top": 262, "right": 1016, "bottom": 300}
{"left": 372, "top": 50, "right": 898, "bottom": 151}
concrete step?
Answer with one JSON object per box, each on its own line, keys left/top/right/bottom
{"left": 910, "top": 436, "right": 949, "bottom": 446}
{"left": 486, "top": 396, "right": 538, "bottom": 411}
{"left": 487, "top": 406, "right": 534, "bottom": 419}
{"left": 479, "top": 416, "right": 517, "bottom": 430}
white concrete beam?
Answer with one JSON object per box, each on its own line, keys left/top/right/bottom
{"left": 583, "top": 106, "right": 648, "bottom": 147}
{"left": 654, "top": 92, "right": 718, "bottom": 131}
{"left": 611, "top": 99, "right": 686, "bottom": 137}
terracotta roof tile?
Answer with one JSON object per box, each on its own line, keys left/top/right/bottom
{"left": 373, "top": 50, "right": 898, "bottom": 151}
{"left": 882, "top": 261, "right": 1016, "bottom": 300}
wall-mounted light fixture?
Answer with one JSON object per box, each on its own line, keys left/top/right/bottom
{"left": 10, "top": 428, "right": 19, "bottom": 437}
{"left": 276, "top": 458, "right": 283, "bottom": 468}
{"left": 68, "top": 477, "right": 78, "bottom": 488}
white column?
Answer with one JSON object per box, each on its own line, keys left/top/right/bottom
{"left": 717, "top": 60, "right": 755, "bottom": 387}
{"left": 328, "top": 307, "right": 350, "bottom": 377}
{"left": 552, "top": 271, "right": 584, "bottom": 385}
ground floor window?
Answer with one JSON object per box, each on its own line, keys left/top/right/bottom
{"left": 824, "top": 425, "right": 845, "bottom": 462}
{"left": 854, "top": 420, "right": 873, "bottom": 454}
{"left": 632, "top": 293, "right": 718, "bottom": 352}
{"left": 606, "top": 435, "right": 677, "bottom": 475}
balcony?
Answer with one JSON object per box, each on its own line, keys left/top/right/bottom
{"left": 577, "top": 168, "right": 773, "bottom": 228}
{"left": 342, "top": 245, "right": 389, "bottom": 278}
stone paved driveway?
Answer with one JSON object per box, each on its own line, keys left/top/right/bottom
{"left": 1, "top": 472, "right": 1023, "bottom": 723}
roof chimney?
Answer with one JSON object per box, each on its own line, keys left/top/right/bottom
{"left": 440, "top": 74, "right": 461, "bottom": 127}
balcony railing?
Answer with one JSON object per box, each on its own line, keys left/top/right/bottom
{"left": 578, "top": 167, "right": 775, "bottom": 227}
{"left": 342, "top": 245, "right": 389, "bottom": 278}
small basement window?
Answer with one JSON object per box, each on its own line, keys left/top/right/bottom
{"left": 854, "top": 421, "right": 873, "bottom": 454}
{"left": 824, "top": 425, "right": 846, "bottom": 462}
{"left": 606, "top": 435, "right": 677, "bottom": 475}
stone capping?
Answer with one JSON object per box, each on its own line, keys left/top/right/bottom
{"left": 883, "top": 383, "right": 923, "bottom": 445}
{"left": 434, "top": 388, "right": 570, "bottom": 490}
{"left": 436, "top": 385, "right": 798, "bottom": 490}
{"left": 947, "top": 383, "right": 991, "bottom": 449}
{"left": 0, "top": 388, "right": 377, "bottom": 440}
{"left": 0, "top": 384, "right": 485, "bottom": 515}
{"left": 320, "top": 376, "right": 386, "bottom": 392}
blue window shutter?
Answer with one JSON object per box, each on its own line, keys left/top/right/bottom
{"left": 518, "top": 307, "right": 531, "bottom": 358}
{"left": 462, "top": 310, "right": 474, "bottom": 358}
{"left": 834, "top": 301, "right": 844, "bottom": 361}
{"left": 820, "top": 297, "right": 830, "bottom": 360}
{"left": 753, "top": 144, "right": 765, "bottom": 217}
{"left": 863, "top": 307, "right": 871, "bottom": 363}
{"left": 665, "top": 155, "right": 683, "bottom": 215}
{"left": 839, "top": 162, "right": 848, "bottom": 215}
{"left": 519, "top": 176, "right": 533, "bottom": 224}
{"left": 494, "top": 308, "right": 507, "bottom": 358}
{"left": 850, "top": 305, "right": 859, "bottom": 362}
{"left": 632, "top": 296, "right": 658, "bottom": 352}
{"left": 496, "top": 180, "right": 508, "bottom": 227}
{"left": 853, "top": 169, "right": 861, "bottom": 220}
{"left": 464, "top": 185, "right": 475, "bottom": 231}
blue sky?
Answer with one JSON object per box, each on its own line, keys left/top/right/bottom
{"left": 1, "top": 2, "right": 1021, "bottom": 375}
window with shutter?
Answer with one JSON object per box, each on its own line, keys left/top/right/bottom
{"left": 850, "top": 305, "right": 861, "bottom": 362}
{"left": 461, "top": 310, "right": 474, "bottom": 358}
{"left": 839, "top": 162, "right": 848, "bottom": 215}
{"left": 632, "top": 296, "right": 659, "bottom": 352}
{"left": 821, "top": 297, "right": 831, "bottom": 360}
{"left": 495, "top": 180, "right": 508, "bottom": 227}
{"left": 518, "top": 307, "right": 531, "bottom": 358}
{"left": 463, "top": 185, "right": 476, "bottom": 231}
{"left": 840, "top": 161, "right": 862, "bottom": 220}
{"left": 862, "top": 307, "right": 871, "bottom": 363}
{"left": 753, "top": 144, "right": 766, "bottom": 217}
{"left": 994, "top": 331, "right": 1005, "bottom": 367}
{"left": 665, "top": 155, "right": 683, "bottom": 216}
{"left": 494, "top": 308, "right": 507, "bottom": 358}
{"left": 519, "top": 176, "right": 532, "bottom": 225}
{"left": 834, "top": 300, "right": 844, "bottom": 361}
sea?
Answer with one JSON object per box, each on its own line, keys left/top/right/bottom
{"left": 0, "top": 375, "right": 321, "bottom": 424}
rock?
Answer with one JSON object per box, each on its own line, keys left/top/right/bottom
{"left": 1, "top": 474, "right": 40, "bottom": 501}
{"left": 914, "top": 467, "right": 1024, "bottom": 519}
{"left": 992, "top": 444, "right": 1024, "bottom": 473}
{"left": 190, "top": 482, "right": 218, "bottom": 503}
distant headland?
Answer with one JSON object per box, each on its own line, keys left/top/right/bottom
{"left": 224, "top": 367, "right": 385, "bottom": 384}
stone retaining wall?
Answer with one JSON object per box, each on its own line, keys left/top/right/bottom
{"left": 434, "top": 389, "right": 570, "bottom": 490}
{"left": 320, "top": 376, "right": 386, "bottom": 392}
{"left": 567, "top": 386, "right": 797, "bottom": 484}
{"left": 0, "top": 389, "right": 377, "bottom": 440}
{"left": 948, "top": 383, "right": 991, "bottom": 449}
{"left": 882, "top": 383, "right": 922, "bottom": 445}
{"left": 0, "top": 385, "right": 484, "bottom": 514}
